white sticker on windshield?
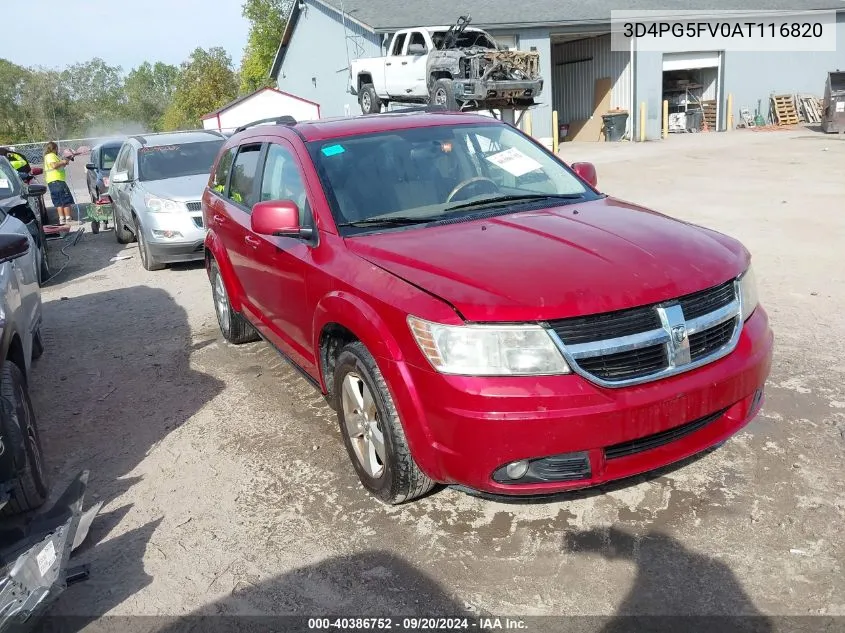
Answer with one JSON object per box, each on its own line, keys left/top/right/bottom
{"left": 36, "top": 540, "right": 57, "bottom": 577}
{"left": 0, "top": 178, "right": 10, "bottom": 189}
{"left": 484, "top": 147, "right": 543, "bottom": 178}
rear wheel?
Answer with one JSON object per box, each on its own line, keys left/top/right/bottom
{"left": 113, "top": 209, "right": 131, "bottom": 244}
{"left": 359, "top": 84, "right": 380, "bottom": 115}
{"left": 334, "top": 341, "right": 435, "bottom": 504}
{"left": 0, "top": 360, "right": 48, "bottom": 516}
{"left": 209, "top": 259, "right": 259, "bottom": 345}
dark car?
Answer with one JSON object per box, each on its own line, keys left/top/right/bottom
{"left": 85, "top": 140, "right": 123, "bottom": 202}
{"left": 201, "top": 112, "right": 772, "bottom": 505}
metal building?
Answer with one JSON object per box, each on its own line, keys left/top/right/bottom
{"left": 270, "top": 0, "right": 845, "bottom": 142}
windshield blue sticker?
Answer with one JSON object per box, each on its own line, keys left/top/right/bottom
{"left": 322, "top": 144, "right": 346, "bottom": 157}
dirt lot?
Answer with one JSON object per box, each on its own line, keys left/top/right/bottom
{"left": 21, "top": 128, "right": 845, "bottom": 627}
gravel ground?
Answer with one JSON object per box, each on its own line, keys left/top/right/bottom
{"left": 18, "top": 127, "right": 845, "bottom": 628}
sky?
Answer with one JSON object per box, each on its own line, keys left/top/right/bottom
{"left": 0, "top": 0, "right": 251, "bottom": 71}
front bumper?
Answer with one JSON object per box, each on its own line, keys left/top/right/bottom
{"left": 453, "top": 78, "right": 544, "bottom": 102}
{"left": 141, "top": 212, "right": 206, "bottom": 263}
{"left": 383, "top": 306, "right": 773, "bottom": 496}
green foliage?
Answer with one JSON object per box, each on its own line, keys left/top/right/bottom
{"left": 0, "top": 59, "right": 30, "bottom": 143}
{"left": 161, "top": 47, "right": 239, "bottom": 131}
{"left": 239, "top": 0, "right": 290, "bottom": 94}
{"left": 124, "top": 62, "right": 180, "bottom": 131}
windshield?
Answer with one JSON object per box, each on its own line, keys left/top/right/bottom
{"left": 308, "top": 123, "right": 599, "bottom": 235}
{"left": 0, "top": 159, "right": 20, "bottom": 200}
{"left": 432, "top": 30, "right": 497, "bottom": 49}
{"left": 100, "top": 145, "right": 121, "bottom": 170}
{"left": 138, "top": 140, "right": 224, "bottom": 181}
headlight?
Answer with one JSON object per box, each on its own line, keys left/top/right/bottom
{"left": 738, "top": 265, "right": 759, "bottom": 321}
{"left": 407, "top": 316, "right": 571, "bottom": 376}
{"left": 144, "top": 193, "right": 184, "bottom": 213}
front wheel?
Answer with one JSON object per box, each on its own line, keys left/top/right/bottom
{"left": 209, "top": 259, "right": 259, "bottom": 345}
{"left": 334, "top": 341, "right": 435, "bottom": 504}
{"left": 136, "top": 219, "right": 165, "bottom": 271}
{"left": 0, "top": 360, "right": 49, "bottom": 516}
{"left": 113, "top": 209, "right": 131, "bottom": 244}
{"left": 432, "top": 78, "right": 459, "bottom": 111}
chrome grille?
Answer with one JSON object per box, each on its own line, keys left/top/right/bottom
{"left": 548, "top": 280, "right": 742, "bottom": 387}
{"left": 186, "top": 201, "right": 202, "bottom": 212}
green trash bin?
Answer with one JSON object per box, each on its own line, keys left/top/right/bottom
{"left": 602, "top": 111, "right": 628, "bottom": 141}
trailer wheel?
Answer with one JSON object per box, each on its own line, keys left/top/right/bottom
{"left": 432, "top": 79, "right": 459, "bottom": 111}
{"left": 359, "top": 84, "right": 380, "bottom": 115}
{"left": 91, "top": 220, "right": 100, "bottom": 234}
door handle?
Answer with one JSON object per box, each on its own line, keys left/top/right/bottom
{"left": 386, "top": 62, "right": 392, "bottom": 66}
{"left": 244, "top": 235, "right": 261, "bottom": 249}
{"left": 213, "top": 214, "right": 227, "bottom": 225}
{"left": 401, "top": 61, "right": 408, "bottom": 65}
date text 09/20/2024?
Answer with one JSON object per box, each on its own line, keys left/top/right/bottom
{"left": 307, "top": 617, "right": 527, "bottom": 630}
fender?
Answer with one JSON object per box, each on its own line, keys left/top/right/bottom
{"left": 204, "top": 231, "right": 246, "bottom": 313}
{"left": 312, "top": 292, "right": 442, "bottom": 478}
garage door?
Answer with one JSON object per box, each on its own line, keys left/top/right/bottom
{"left": 662, "top": 51, "right": 720, "bottom": 71}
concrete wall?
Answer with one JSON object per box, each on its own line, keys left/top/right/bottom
{"left": 633, "top": 12, "right": 845, "bottom": 140}
{"left": 275, "top": 0, "right": 382, "bottom": 118}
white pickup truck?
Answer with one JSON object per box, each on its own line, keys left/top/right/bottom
{"left": 349, "top": 16, "right": 543, "bottom": 115}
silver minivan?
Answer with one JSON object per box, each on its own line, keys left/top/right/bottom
{"left": 108, "top": 130, "right": 226, "bottom": 271}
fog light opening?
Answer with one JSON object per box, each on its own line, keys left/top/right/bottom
{"left": 505, "top": 460, "right": 529, "bottom": 480}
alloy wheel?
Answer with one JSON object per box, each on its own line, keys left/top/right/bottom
{"left": 341, "top": 372, "right": 386, "bottom": 478}
{"left": 213, "top": 272, "right": 231, "bottom": 335}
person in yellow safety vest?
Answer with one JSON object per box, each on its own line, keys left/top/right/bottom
{"left": 43, "top": 142, "right": 75, "bottom": 225}
{"left": 0, "top": 147, "right": 31, "bottom": 174}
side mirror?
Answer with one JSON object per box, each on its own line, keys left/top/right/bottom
{"left": 251, "top": 200, "right": 312, "bottom": 239}
{"left": 0, "top": 233, "right": 30, "bottom": 264}
{"left": 25, "top": 184, "right": 47, "bottom": 198}
{"left": 572, "top": 162, "right": 598, "bottom": 189}
{"left": 111, "top": 171, "right": 130, "bottom": 184}
{"left": 85, "top": 163, "right": 96, "bottom": 170}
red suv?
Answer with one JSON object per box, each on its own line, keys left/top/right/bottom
{"left": 202, "top": 111, "right": 773, "bottom": 504}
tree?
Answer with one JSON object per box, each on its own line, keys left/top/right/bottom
{"left": 162, "top": 47, "right": 239, "bottom": 130}
{"left": 239, "top": 0, "right": 290, "bottom": 94}
{"left": 18, "top": 68, "right": 76, "bottom": 141}
{"left": 60, "top": 58, "right": 125, "bottom": 135}
{"left": 0, "top": 59, "right": 31, "bottom": 143}
{"left": 124, "top": 62, "right": 180, "bottom": 131}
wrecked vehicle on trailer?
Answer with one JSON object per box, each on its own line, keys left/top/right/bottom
{"left": 350, "top": 16, "right": 543, "bottom": 114}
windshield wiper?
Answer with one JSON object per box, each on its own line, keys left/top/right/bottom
{"left": 445, "top": 193, "right": 584, "bottom": 212}
{"left": 337, "top": 216, "right": 434, "bottom": 228}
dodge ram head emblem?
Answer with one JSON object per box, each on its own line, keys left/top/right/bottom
{"left": 671, "top": 325, "right": 687, "bottom": 344}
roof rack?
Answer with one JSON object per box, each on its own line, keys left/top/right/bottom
{"left": 234, "top": 116, "right": 297, "bottom": 134}
{"left": 385, "top": 105, "right": 448, "bottom": 114}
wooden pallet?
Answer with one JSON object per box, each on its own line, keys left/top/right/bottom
{"left": 796, "top": 94, "right": 823, "bottom": 123}
{"left": 701, "top": 100, "right": 717, "bottom": 129}
{"left": 771, "top": 94, "right": 799, "bottom": 125}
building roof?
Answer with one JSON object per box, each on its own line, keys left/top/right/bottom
{"left": 200, "top": 87, "right": 320, "bottom": 121}
{"left": 307, "top": 0, "right": 844, "bottom": 31}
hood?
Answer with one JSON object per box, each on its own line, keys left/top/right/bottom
{"left": 140, "top": 174, "right": 209, "bottom": 202}
{"left": 345, "top": 197, "right": 748, "bottom": 323}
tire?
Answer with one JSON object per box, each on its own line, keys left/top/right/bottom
{"left": 359, "top": 83, "right": 380, "bottom": 115}
{"left": 334, "top": 341, "right": 435, "bottom": 504}
{"left": 135, "top": 218, "right": 165, "bottom": 271}
{"left": 91, "top": 220, "right": 100, "bottom": 234}
{"left": 209, "top": 259, "right": 259, "bottom": 345}
{"left": 432, "top": 78, "right": 459, "bottom": 111}
{"left": 113, "top": 209, "right": 131, "bottom": 244}
{"left": 32, "top": 329, "right": 44, "bottom": 360}
{"left": 0, "top": 360, "right": 48, "bottom": 516}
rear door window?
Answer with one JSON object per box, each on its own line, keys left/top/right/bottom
{"left": 227, "top": 144, "right": 263, "bottom": 210}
